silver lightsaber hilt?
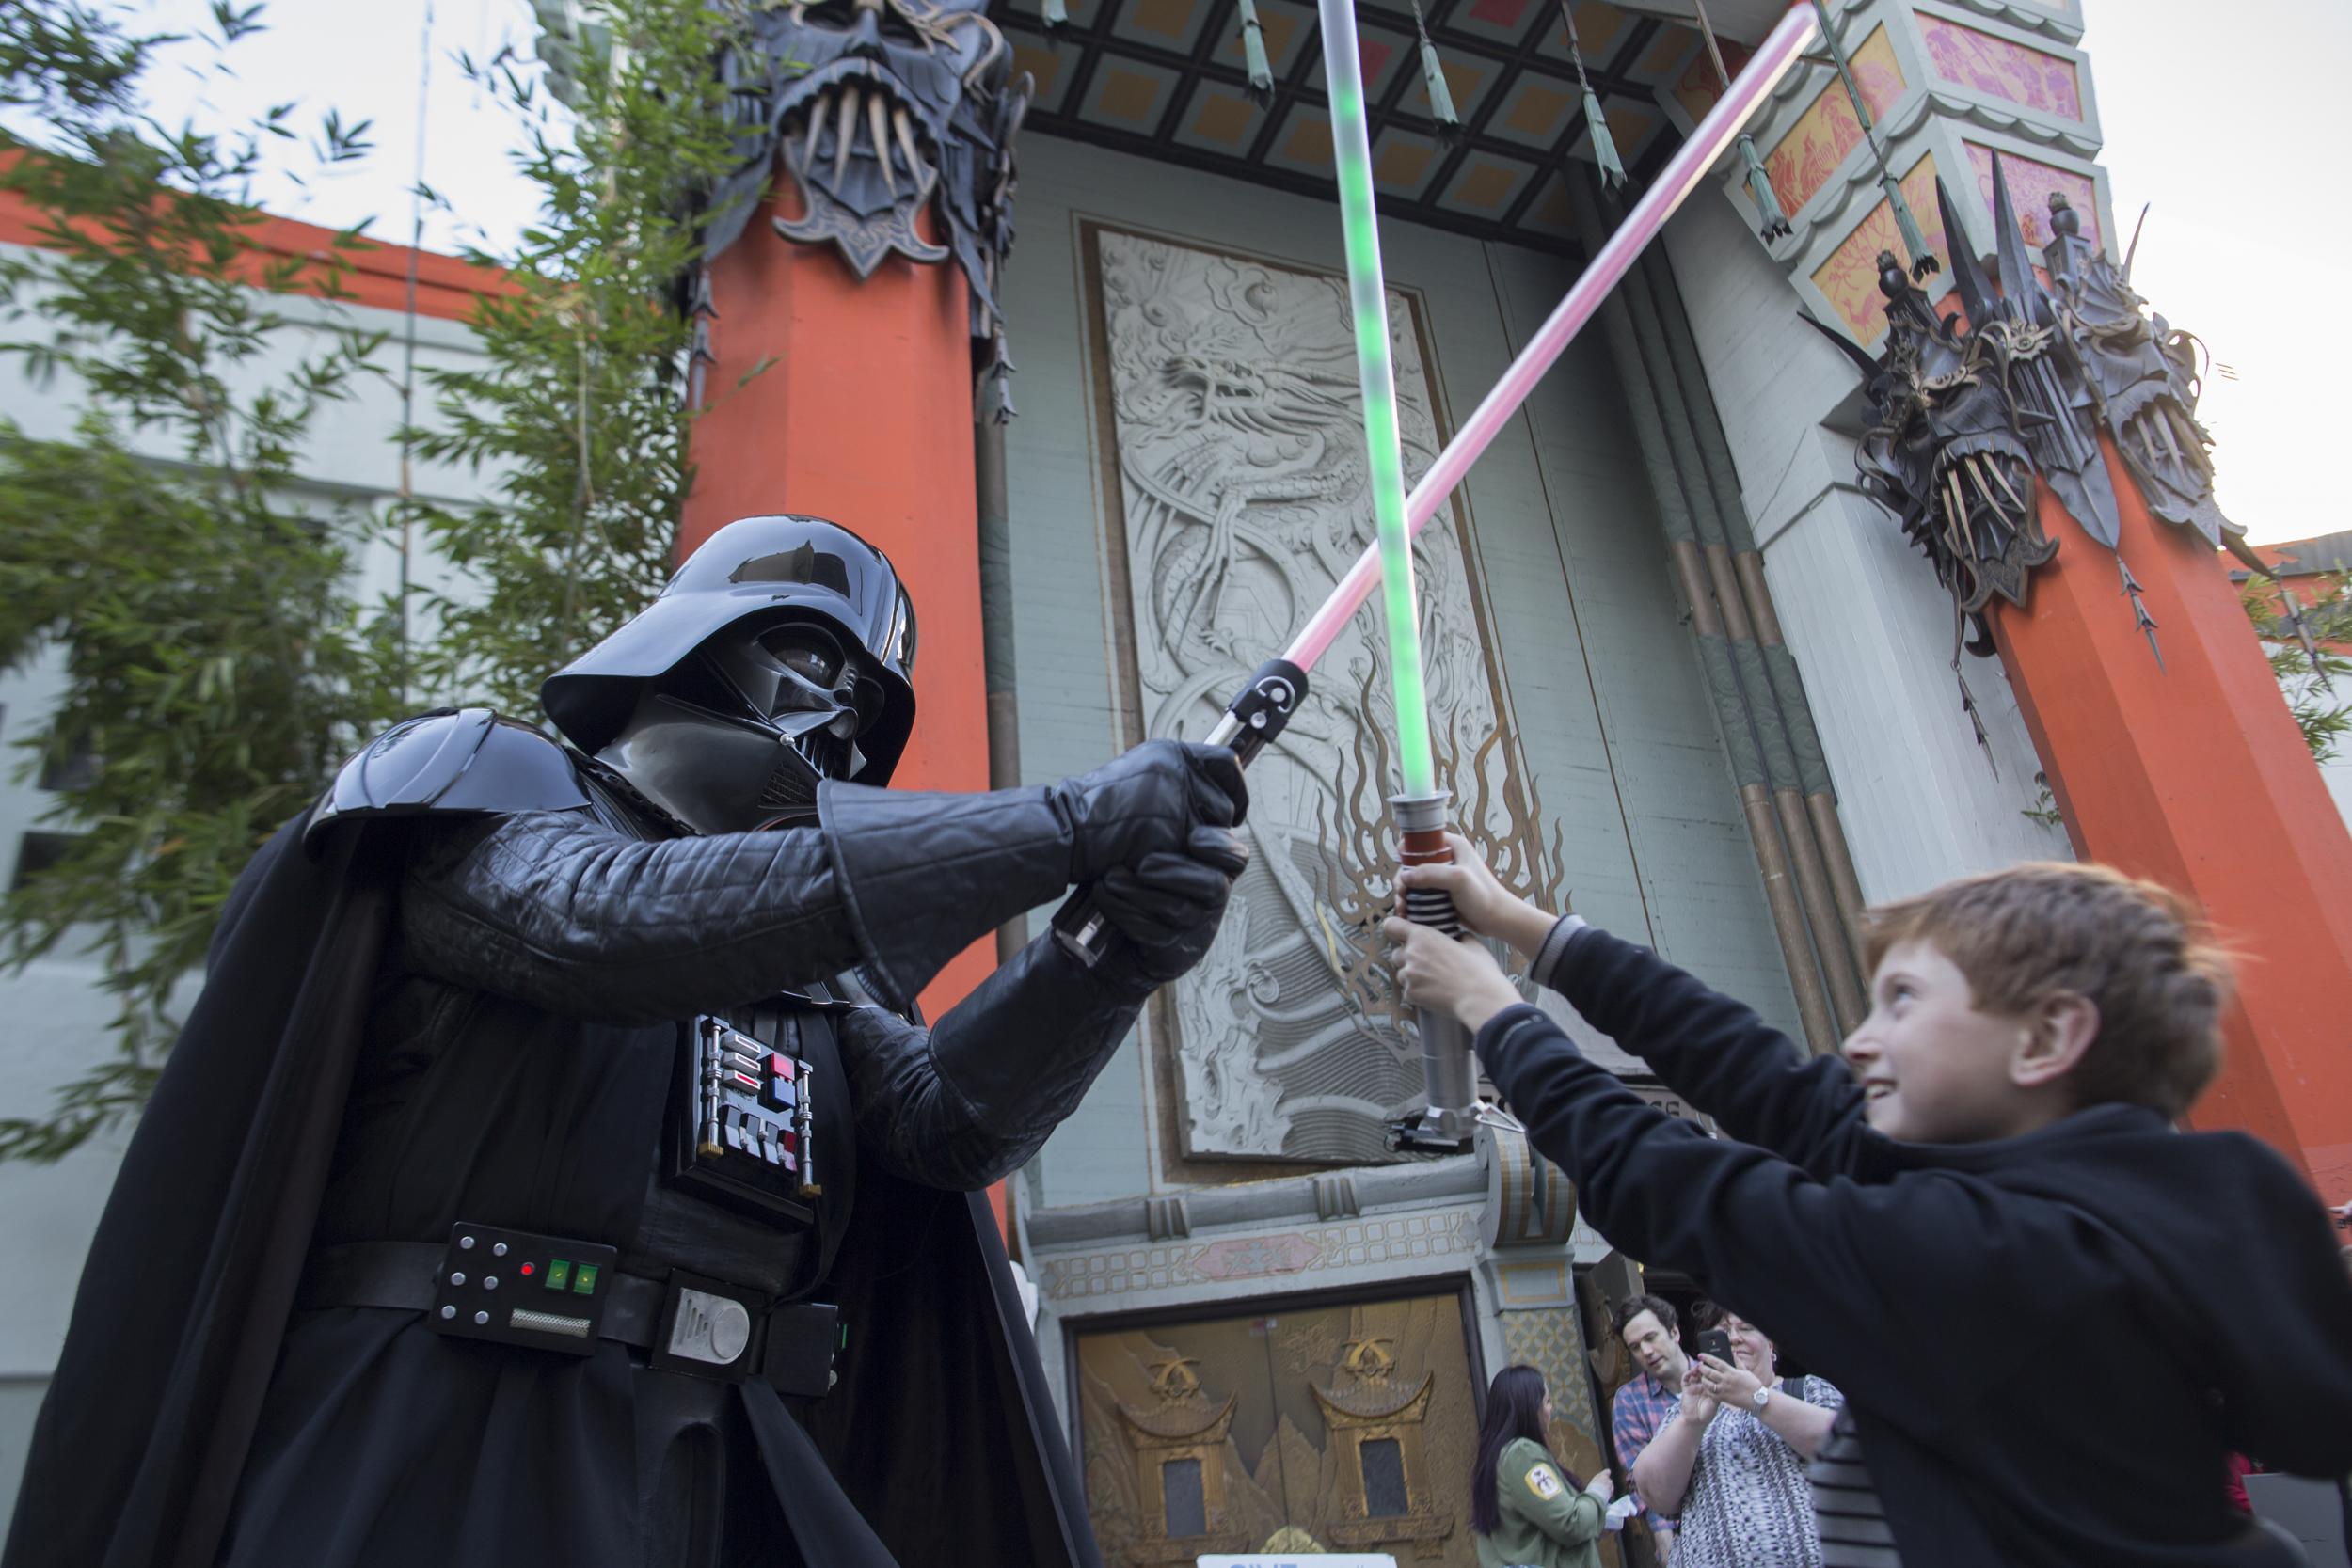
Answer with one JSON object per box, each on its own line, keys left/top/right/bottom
{"left": 1386, "top": 789, "right": 1479, "bottom": 1155}
{"left": 1049, "top": 658, "right": 1306, "bottom": 966}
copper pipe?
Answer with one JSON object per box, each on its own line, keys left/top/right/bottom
{"left": 1642, "top": 245, "right": 1880, "bottom": 986}
{"left": 1736, "top": 548, "right": 1870, "bottom": 970}
{"left": 1743, "top": 785, "right": 1840, "bottom": 1053}
{"left": 1569, "top": 170, "right": 1842, "bottom": 1053}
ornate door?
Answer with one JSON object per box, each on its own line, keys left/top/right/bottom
{"left": 1073, "top": 1288, "right": 1483, "bottom": 1566}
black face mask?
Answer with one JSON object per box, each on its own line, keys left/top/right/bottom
{"left": 596, "top": 616, "right": 891, "bottom": 835}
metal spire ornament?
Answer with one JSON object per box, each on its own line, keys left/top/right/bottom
{"left": 1693, "top": 0, "right": 1789, "bottom": 240}
{"left": 1409, "top": 0, "right": 1463, "bottom": 145}
{"left": 1041, "top": 0, "right": 1067, "bottom": 29}
{"left": 1563, "top": 1, "right": 1625, "bottom": 190}
{"left": 1808, "top": 0, "right": 1933, "bottom": 277}
{"left": 1237, "top": 0, "right": 1276, "bottom": 105}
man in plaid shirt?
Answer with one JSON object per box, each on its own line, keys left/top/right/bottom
{"left": 1610, "top": 1294, "right": 1691, "bottom": 1560}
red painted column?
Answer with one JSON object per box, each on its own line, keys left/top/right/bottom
{"left": 1992, "top": 437, "right": 2352, "bottom": 1203}
{"left": 681, "top": 191, "right": 1005, "bottom": 1228}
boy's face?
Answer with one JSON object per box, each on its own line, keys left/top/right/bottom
{"left": 1843, "top": 940, "right": 2041, "bottom": 1143}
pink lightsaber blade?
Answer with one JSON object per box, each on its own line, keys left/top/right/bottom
{"left": 1274, "top": 1, "right": 1819, "bottom": 678}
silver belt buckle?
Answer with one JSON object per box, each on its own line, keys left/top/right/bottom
{"left": 649, "top": 1270, "right": 764, "bottom": 1382}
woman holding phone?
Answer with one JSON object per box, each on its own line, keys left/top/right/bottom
{"left": 1632, "top": 1306, "right": 1843, "bottom": 1568}
{"left": 1472, "top": 1366, "right": 1618, "bottom": 1568}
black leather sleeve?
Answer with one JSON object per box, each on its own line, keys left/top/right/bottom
{"left": 834, "top": 934, "right": 1148, "bottom": 1190}
{"left": 396, "top": 810, "right": 869, "bottom": 1022}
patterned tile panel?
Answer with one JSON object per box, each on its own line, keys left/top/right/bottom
{"left": 1919, "top": 14, "right": 2083, "bottom": 120}
{"left": 1112, "top": 0, "right": 1212, "bottom": 52}
{"left": 1302, "top": 26, "right": 1415, "bottom": 103}
{"left": 1447, "top": 0, "right": 1547, "bottom": 48}
{"left": 1172, "top": 80, "right": 1265, "bottom": 153}
{"left": 1762, "top": 24, "right": 1904, "bottom": 217}
{"left": 1671, "top": 34, "right": 1750, "bottom": 124}
{"left": 1084, "top": 57, "right": 1184, "bottom": 130}
{"left": 1810, "top": 151, "right": 1950, "bottom": 345}
{"left": 1013, "top": 36, "right": 1086, "bottom": 116}
{"left": 1216, "top": 0, "right": 1316, "bottom": 77}
{"left": 1262, "top": 101, "right": 1337, "bottom": 176}
{"left": 1500, "top": 1307, "right": 1606, "bottom": 1478}
{"left": 1371, "top": 125, "right": 1448, "bottom": 198}
{"left": 1486, "top": 73, "right": 1581, "bottom": 150}
{"left": 1438, "top": 150, "right": 1535, "bottom": 218}
{"left": 1638, "top": 22, "right": 1696, "bottom": 78}
{"left": 1597, "top": 101, "right": 1659, "bottom": 166}
{"left": 1963, "top": 142, "right": 2097, "bottom": 249}
{"left": 1403, "top": 52, "right": 1502, "bottom": 126}
{"left": 1530, "top": 1, "right": 1628, "bottom": 70}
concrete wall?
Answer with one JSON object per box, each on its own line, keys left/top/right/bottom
{"left": 0, "top": 257, "right": 501, "bottom": 1528}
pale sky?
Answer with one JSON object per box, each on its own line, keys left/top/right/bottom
{"left": 85, "top": 1, "right": 2352, "bottom": 544}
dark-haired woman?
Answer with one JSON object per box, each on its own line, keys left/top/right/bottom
{"left": 1472, "top": 1365, "right": 1616, "bottom": 1568}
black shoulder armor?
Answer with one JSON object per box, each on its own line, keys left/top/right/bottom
{"left": 303, "top": 708, "right": 592, "bottom": 854}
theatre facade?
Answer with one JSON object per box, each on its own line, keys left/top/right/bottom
{"left": 7, "top": 1, "right": 2344, "bottom": 1561}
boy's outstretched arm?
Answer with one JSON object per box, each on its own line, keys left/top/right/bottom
{"left": 1470, "top": 998, "right": 2054, "bottom": 1433}
{"left": 1539, "top": 920, "right": 1872, "bottom": 1177}
{"left": 1397, "top": 840, "right": 1871, "bottom": 1176}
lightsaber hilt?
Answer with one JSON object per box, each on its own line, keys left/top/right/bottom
{"left": 1387, "top": 789, "right": 1478, "bottom": 1154}
{"left": 1049, "top": 658, "right": 1307, "bottom": 967}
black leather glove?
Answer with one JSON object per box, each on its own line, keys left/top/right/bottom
{"left": 1050, "top": 740, "right": 1247, "bottom": 883}
{"left": 1093, "top": 825, "right": 1251, "bottom": 986}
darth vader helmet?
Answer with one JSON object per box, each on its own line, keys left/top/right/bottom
{"left": 541, "top": 515, "right": 917, "bottom": 833}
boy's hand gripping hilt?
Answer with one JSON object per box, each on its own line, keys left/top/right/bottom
{"left": 1386, "top": 790, "right": 1481, "bottom": 1155}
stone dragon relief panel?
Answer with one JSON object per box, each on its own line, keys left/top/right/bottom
{"left": 1089, "top": 228, "right": 1562, "bottom": 1165}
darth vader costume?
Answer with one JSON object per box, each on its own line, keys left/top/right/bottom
{"left": 4, "top": 515, "right": 1247, "bottom": 1568}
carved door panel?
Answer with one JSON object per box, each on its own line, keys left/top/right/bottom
{"left": 1083, "top": 223, "right": 1564, "bottom": 1166}
{"left": 1073, "top": 1288, "right": 1481, "bottom": 1567}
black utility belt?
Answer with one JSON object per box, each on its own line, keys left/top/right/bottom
{"left": 297, "top": 1223, "right": 843, "bottom": 1399}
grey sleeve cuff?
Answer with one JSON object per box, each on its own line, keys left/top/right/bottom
{"left": 1528, "top": 913, "right": 1590, "bottom": 995}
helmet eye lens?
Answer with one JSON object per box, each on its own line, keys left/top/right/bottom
{"left": 759, "top": 626, "right": 844, "bottom": 689}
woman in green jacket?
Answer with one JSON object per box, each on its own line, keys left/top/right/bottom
{"left": 1472, "top": 1365, "right": 1617, "bottom": 1568}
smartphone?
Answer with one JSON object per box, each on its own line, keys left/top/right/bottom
{"left": 1695, "top": 1328, "right": 1733, "bottom": 1365}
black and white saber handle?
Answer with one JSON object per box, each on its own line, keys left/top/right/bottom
{"left": 1386, "top": 788, "right": 1481, "bottom": 1155}
{"left": 1050, "top": 658, "right": 1307, "bottom": 966}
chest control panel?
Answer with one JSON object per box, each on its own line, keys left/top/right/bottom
{"left": 666, "top": 1014, "right": 820, "bottom": 1227}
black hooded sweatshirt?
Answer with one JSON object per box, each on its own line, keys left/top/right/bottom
{"left": 1477, "top": 920, "right": 2352, "bottom": 1567}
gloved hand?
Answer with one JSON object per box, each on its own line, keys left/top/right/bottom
{"left": 1094, "top": 825, "right": 1251, "bottom": 985}
{"left": 1050, "top": 740, "right": 1248, "bottom": 884}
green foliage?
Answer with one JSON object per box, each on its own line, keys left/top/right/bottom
{"left": 403, "top": 0, "right": 755, "bottom": 712}
{"left": 0, "top": 0, "right": 752, "bottom": 1159}
{"left": 2240, "top": 573, "right": 2352, "bottom": 766}
{"left": 0, "top": 0, "right": 397, "bottom": 1158}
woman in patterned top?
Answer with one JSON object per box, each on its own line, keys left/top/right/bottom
{"left": 1633, "top": 1307, "right": 1842, "bottom": 1568}
{"left": 1470, "top": 1365, "right": 1618, "bottom": 1568}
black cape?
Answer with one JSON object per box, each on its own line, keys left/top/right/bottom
{"left": 3, "top": 813, "right": 1098, "bottom": 1568}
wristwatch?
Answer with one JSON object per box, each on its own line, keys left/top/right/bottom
{"left": 1752, "top": 1386, "right": 1773, "bottom": 1412}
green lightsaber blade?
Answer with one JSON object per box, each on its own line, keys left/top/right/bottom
{"left": 1317, "top": 0, "right": 1436, "bottom": 799}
